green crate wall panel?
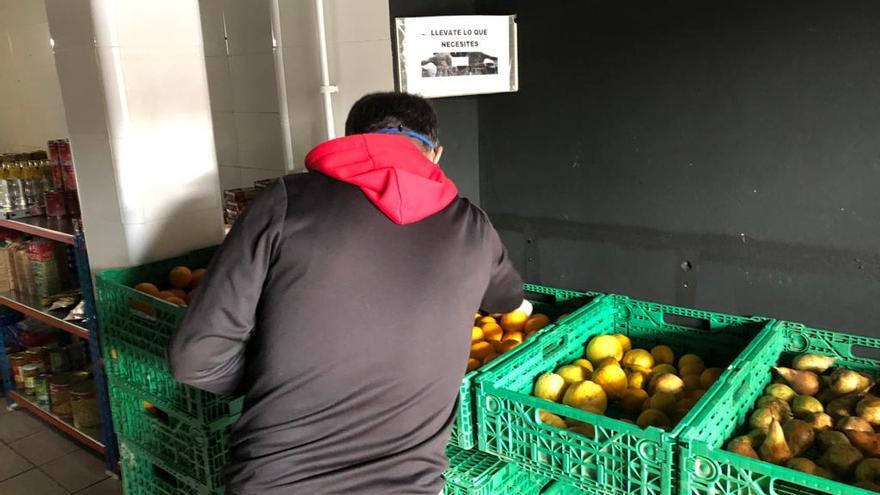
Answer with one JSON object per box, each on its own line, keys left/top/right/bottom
{"left": 119, "top": 439, "right": 223, "bottom": 495}
{"left": 109, "top": 376, "right": 235, "bottom": 490}
{"left": 97, "top": 247, "right": 243, "bottom": 424}
{"left": 475, "top": 294, "right": 773, "bottom": 495}
{"left": 680, "top": 322, "right": 880, "bottom": 495}
{"left": 449, "top": 285, "right": 602, "bottom": 450}
{"left": 443, "top": 446, "right": 549, "bottom": 495}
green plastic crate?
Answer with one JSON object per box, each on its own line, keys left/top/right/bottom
{"left": 119, "top": 438, "right": 222, "bottom": 495}
{"left": 475, "top": 294, "right": 774, "bottom": 495}
{"left": 96, "top": 247, "right": 243, "bottom": 424}
{"left": 449, "top": 285, "right": 602, "bottom": 450}
{"left": 444, "top": 445, "right": 550, "bottom": 495}
{"left": 680, "top": 321, "right": 880, "bottom": 495}
{"left": 109, "top": 375, "right": 235, "bottom": 490}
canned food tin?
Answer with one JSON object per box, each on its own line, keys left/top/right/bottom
{"left": 9, "top": 352, "right": 29, "bottom": 389}
{"left": 21, "top": 363, "right": 43, "bottom": 395}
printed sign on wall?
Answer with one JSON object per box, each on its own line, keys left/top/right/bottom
{"left": 394, "top": 15, "right": 518, "bottom": 98}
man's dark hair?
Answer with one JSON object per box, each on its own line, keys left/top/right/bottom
{"left": 345, "top": 92, "right": 439, "bottom": 149}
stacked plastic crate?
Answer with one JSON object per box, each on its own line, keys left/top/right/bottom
{"left": 96, "top": 248, "right": 240, "bottom": 494}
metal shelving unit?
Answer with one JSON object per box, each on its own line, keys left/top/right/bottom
{"left": 0, "top": 219, "right": 118, "bottom": 471}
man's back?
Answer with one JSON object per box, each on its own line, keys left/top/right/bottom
{"left": 170, "top": 134, "right": 523, "bottom": 494}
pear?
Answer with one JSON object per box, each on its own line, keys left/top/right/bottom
{"left": 827, "top": 393, "right": 864, "bottom": 419}
{"left": 774, "top": 367, "right": 820, "bottom": 396}
{"left": 855, "top": 481, "right": 880, "bottom": 492}
{"left": 759, "top": 419, "right": 793, "bottom": 465}
{"left": 792, "top": 353, "right": 836, "bottom": 374}
{"left": 838, "top": 416, "right": 874, "bottom": 433}
{"left": 782, "top": 419, "right": 815, "bottom": 457}
{"left": 855, "top": 458, "right": 880, "bottom": 483}
{"left": 805, "top": 412, "right": 834, "bottom": 431}
{"left": 792, "top": 395, "right": 824, "bottom": 419}
{"left": 817, "top": 430, "right": 851, "bottom": 450}
{"left": 746, "top": 428, "right": 767, "bottom": 446}
{"left": 847, "top": 430, "right": 880, "bottom": 458}
{"left": 830, "top": 369, "right": 873, "bottom": 396}
{"left": 858, "top": 395, "right": 880, "bottom": 425}
{"left": 750, "top": 408, "right": 778, "bottom": 431}
{"left": 755, "top": 396, "right": 793, "bottom": 421}
{"left": 765, "top": 383, "right": 798, "bottom": 403}
{"left": 786, "top": 458, "right": 831, "bottom": 478}
{"left": 726, "top": 436, "right": 759, "bottom": 459}
{"left": 817, "top": 443, "right": 864, "bottom": 478}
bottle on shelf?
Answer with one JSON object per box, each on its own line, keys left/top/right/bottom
{"left": 21, "top": 161, "right": 38, "bottom": 207}
{"left": 0, "top": 161, "right": 10, "bottom": 210}
{"left": 8, "top": 158, "right": 26, "bottom": 209}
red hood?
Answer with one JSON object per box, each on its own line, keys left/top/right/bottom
{"left": 304, "top": 134, "right": 459, "bottom": 225}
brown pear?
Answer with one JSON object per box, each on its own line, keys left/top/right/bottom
{"left": 856, "top": 458, "right": 880, "bottom": 484}
{"left": 827, "top": 393, "right": 864, "bottom": 419}
{"left": 805, "top": 412, "right": 834, "bottom": 431}
{"left": 847, "top": 430, "right": 880, "bottom": 458}
{"left": 792, "top": 395, "right": 824, "bottom": 419}
{"left": 726, "top": 436, "right": 759, "bottom": 459}
{"left": 745, "top": 428, "right": 767, "bottom": 446}
{"left": 817, "top": 430, "right": 851, "bottom": 450}
{"left": 838, "top": 416, "right": 874, "bottom": 433}
{"left": 786, "top": 457, "right": 820, "bottom": 476}
{"left": 750, "top": 408, "right": 777, "bottom": 431}
{"left": 755, "top": 396, "right": 793, "bottom": 420}
{"left": 817, "top": 443, "right": 864, "bottom": 478}
{"left": 792, "top": 353, "right": 836, "bottom": 374}
{"left": 774, "top": 367, "right": 820, "bottom": 396}
{"left": 759, "top": 419, "right": 793, "bottom": 465}
{"left": 782, "top": 419, "right": 815, "bottom": 457}
{"left": 831, "top": 369, "right": 873, "bottom": 396}
{"left": 858, "top": 395, "right": 880, "bottom": 425}
{"left": 765, "top": 383, "right": 798, "bottom": 402}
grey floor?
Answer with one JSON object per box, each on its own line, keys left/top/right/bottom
{"left": 0, "top": 403, "right": 122, "bottom": 495}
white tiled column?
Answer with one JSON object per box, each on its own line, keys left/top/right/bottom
{"left": 46, "top": 0, "right": 224, "bottom": 271}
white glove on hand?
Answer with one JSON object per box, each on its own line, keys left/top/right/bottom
{"left": 518, "top": 299, "right": 533, "bottom": 317}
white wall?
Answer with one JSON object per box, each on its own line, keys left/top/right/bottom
{"left": 275, "top": 0, "right": 395, "bottom": 169}
{"left": 199, "top": 0, "right": 288, "bottom": 190}
{"left": 0, "top": 0, "right": 68, "bottom": 152}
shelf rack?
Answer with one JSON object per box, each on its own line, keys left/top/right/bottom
{"left": 0, "top": 218, "right": 118, "bottom": 470}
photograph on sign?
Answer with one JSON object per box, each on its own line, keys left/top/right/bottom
{"left": 395, "top": 15, "right": 518, "bottom": 98}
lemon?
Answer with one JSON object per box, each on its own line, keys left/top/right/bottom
{"left": 622, "top": 349, "right": 655, "bottom": 370}
{"left": 592, "top": 363, "right": 628, "bottom": 399}
{"left": 700, "top": 368, "right": 723, "bottom": 388}
{"left": 556, "top": 364, "right": 589, "bottom": 385}
{"left": 562, "top": 380, "right": 608, "bottom": 414}
{"left": 571, "top": 358, "right": 594, "bottom": 374}
{"left": 586, "top": 335, "right": 624, "bottom": 365}
{"left": 637, "top": 409, "right": 672, "bottom": 430}
{"left": 651, "top": 373, "right": 686, "bottom": 396}
{"left": 649, "top": 391, "right": 677, "bottom": 414}
{"left": 539, "top": 410, "right": 567, "bottom": 429}
{"left": 534, "top": 373, "right": 567, "bottom": 402}
{"left": 613, "top": 334, "right": 633, "bottom": 353}
{"left": 621, "top": 388, "right": 649, "bottom": 413}
{"left": 651, "top": 345, "right": 675, "bottom": 366}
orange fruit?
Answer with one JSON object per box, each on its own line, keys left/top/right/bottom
{"left": 483, "top": 352, "right": 500, "bottom": 365}
{"left": 164, "top": 296, "right": 186, "bottom": 306}
{"left": 158, "top": 291, "right": 175, "bottom": 300}
{"left": 134, "top": 282, "right": 161, "bottom": 297}
{"left": 502, "top": 331, "right": 524, "bottom": 343}
{"left": 471, "top": 327, "right": 484, "bottom": 342}
{"left": 524, "top": 314, "right": 551, "bottom": 333}
{"left": 189, "top": 268, "right": 206, "bottom": 289}
{"left": 169, "top": 266, "right": 193, "bottom": 289}
{"left": 556, "top": 313, "right": 570, "bottom": 322}
{"left": 500, "top": 310, "right": 528, "bottom": 332}
{"left": 481, "top": 323, "right": 504, "bottom": 342}
{"left": 466, "top": 358, "right": 481, "bottom": 372}
{"left": 498, "top": 340, "right": 520, "bottom": 353}
{"left": 470, "top": 341, "right": 493, "bottom": 360}
{"left": 169, "top": 288, "right": 187, "bottom": 299}
{"left": 478, "top": 316, "right": 497, "bottom": 326}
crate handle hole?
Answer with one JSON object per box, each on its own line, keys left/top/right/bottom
{"left": 662, "top": 313, "right": 709, "bottom": 330}
{"left": 143, "top": 401, "right": 170, "bottom": 424}
{"left": 851, "top": 345, "right": 880, "bottom": 362}
{"left": 525, "top": 290, "right": 557, "bottom": 305}
{"left": 152, "top": 464, "right": 179, "bottom": 487}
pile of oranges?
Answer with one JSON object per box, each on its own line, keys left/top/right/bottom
{"left": 467, "top": 310, "right": 559, "bottom": 372}
{"left": 133, "top": 266, "right": 205, "bottom": 306}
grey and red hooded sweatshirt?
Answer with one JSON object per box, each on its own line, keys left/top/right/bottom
{"left": 169, "top": 134, "right": 523, "bottom": 494}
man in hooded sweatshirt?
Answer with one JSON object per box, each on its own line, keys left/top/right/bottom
{"left": 168, "top": 92, "right": 526, "bottom": 494}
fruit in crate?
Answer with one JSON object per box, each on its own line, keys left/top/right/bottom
{"left": 467, "top": 310, "right": 552, "bottom": 373}
{"left": 530, "top": 333, "right": 727, "bottom": 435}
{"left": 725, "top": 352, "right": 880, "bottom": 489}
{"left": 132, "top": 265, "right": 208, "bottom": 306}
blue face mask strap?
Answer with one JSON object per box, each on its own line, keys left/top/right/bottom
{"left": 374, "top": 127, "right": 436, "bottom": 150}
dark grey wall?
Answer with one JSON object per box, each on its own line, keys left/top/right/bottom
{"left": 477, "top": 0, "right": 880, "bottom": 335}
{"left": 389, "top": 0, "right": 481, "bottom": 204}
